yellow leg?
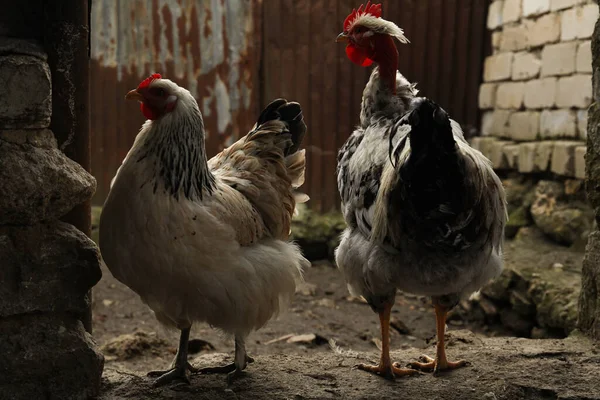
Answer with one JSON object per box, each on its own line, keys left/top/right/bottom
{"left": 407, "top": 299, "right": 469, "bottom": 375}
{"left": 356, "top": 302, "right": 420, "bottom": 380}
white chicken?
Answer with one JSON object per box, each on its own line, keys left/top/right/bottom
{"left": 99, "top": 73, "right": 310, "bottom": 385}
{"left": 334, "top": 3, "right": 507, "bottom": 378}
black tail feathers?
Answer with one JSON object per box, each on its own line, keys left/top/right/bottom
{"left": 256, "top": 98, "right": 307, "bottom": 156}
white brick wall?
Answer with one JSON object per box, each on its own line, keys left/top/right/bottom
{"left": 503, "top": 0, "right": 523, "bottom": 23}
{"left": 488, "top": 1, "right": 505, "bottom": 30}
{"left": 528, "top": 13, "right": 561, "bottom": 47}
{"left": 576, "top": 41, "right": 592, "bottom": 73}
{"left": 540, "top": 42, "right": 577, "bottom": 76}
{"left": 523, "top": 0, "right": 551, "bottom": 17}
{"left": 477, "top": 0, "right": 593, "bottom": 177}
{"left": 561, "top": 4, "right": 599, "bottom": 41}
{"left": 524, "top": 78, "right": 557, "bottom": 108}
{"left": 556, "top": 75, "right": 593, "bottom": 107}
{"left": 540, "top": 109, "right": 578, "bottom": 138}
{"left": 512, "top": 52, "right": 542, "bottom": 80}
{"left": 496, "top": 82, "right": 526, "bottom": 108}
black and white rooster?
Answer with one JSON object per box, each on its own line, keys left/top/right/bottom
{"left": 335, "top": 2, "right": 507, "bottom": 379}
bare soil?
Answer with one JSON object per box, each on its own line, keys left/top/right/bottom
{"left": 93, "top": 236, "right": 596, "bottom": 399}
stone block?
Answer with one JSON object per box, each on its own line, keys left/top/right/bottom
{"left": 540, "top": 109, "right": 578, "bottom": 138}
{"left": 577, "top": 41, "right": 593, "bottom": 73}
{"left": 481, "top": 111, "right": 495, "bottom": 135}
{"left": 518, "top": 141, "right": 554, "bottom": 172}
{"left": 0, "top": 54, "right": 51, "bottom": 129}
{"left": 489, "top": 109, "right": 512, "bottom": 136}
{"left": 0, "top": 222, "right": 102, "bottom": 317}
{"left": 556, "top": 75, "right": 593, "bottom": 108}
{"left": 561, "top": 4, "right": 599, "bottom": 40}
{"left": 496, "top": 82, "right": 526, "bottom": 109}
{"left": 575, "top": 145, "right": 586, "bottom": 179}
{"left": 578, "top": 109, "right": 588, "bottom": 140}
{"left": 500, "top": 25, "right": 529, "bottom": 51}
{"left": 503, "top": 144, "right": 521, "bottom": 168}
{"left": 528, "top": 13, "right": 561, "bottom": 47}
{"left": 503, "top": 0, "right": 523, "bottom": 23}
{"left": 479, "top": 83, "right": 498, "bottom": 109}
{"left": 484, "top": 53, "right": 514, "bottom": 82}
{"left": 508, "top": 111, "right": 540, "bottom": 141}
{"left": 0, "top": 314, "right": 104, "bottom": 399}
{"left": 551, "top": 0, "right": 585, "bottom": 11}
{"left": 492, "top": 32, "right": 503, "bottom": 51}
{"left": 490, "top": 140, "right": 515, "bottom": 168}
{"left": 524, "top": 78, "right": 557, "bottom": 108}
{"left": 541, "top": 42, "right": 577, "bottom": 76}
{"left": 551, "top": 140, "right": 582, "bottom": 175}
{"left": 523, "top": 0, "right": 551, "bottom": 16}
{"left": 488, "top": 1, "right": 505, "bottom": 29}
{"left": 512, "top": 52, "right": 541, "bottom": 80}
{"left": 0, "top": 130, "right": 97, "bottom": 225}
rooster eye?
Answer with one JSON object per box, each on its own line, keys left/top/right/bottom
{"left": 157, "top": 89, "right": 165, "bottom": 96}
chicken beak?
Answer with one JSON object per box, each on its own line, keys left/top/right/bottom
{"left": 125, "top": 89, "right": 144, "bottom": 102}
{"left": 336, "top": 32, "right": 349, "bottom": 43}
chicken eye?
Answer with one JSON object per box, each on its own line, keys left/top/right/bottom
{"left": 157, "top": 89, "right": 165, "bottom": 97}
{"left": 150, "top": 87, "right": 166, "bottom": 97}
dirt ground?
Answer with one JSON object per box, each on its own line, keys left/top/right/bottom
{"left": 93, "top": 234, "right": 594, "bottom": 399}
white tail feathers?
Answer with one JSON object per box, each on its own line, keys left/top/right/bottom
{"left": 370, "top": 162, "right": 396, "bottom": 244}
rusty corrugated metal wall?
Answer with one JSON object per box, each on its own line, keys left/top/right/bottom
{"left": 90, "top": 0, "right": 262, "bottom": 203}
{"left": 91, "top": 0, "right": 489, "bottom": 212}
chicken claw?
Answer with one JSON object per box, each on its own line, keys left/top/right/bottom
{"left": 356, "top": 362, "right": 420, "bottom": 380}
{"left": 405, "top": 355, "right": 469, "bottom": 375}
{"left": 197, "top": 337, "right": 253, "bottom": 385}
{"left": 407, "top": 301, "right": 470, "bottom": 376}
{"left": 147, "top": 327, "right": 195, "bottom": 387}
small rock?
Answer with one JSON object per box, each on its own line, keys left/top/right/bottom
{"left": 530, "top": 180, "right": 594, "bottom": 246}
{"left": 102, "top": 299, "right": 114, "bottom": 307}
{"left": 552, "top": 263, "right": 564, "bottom": 269}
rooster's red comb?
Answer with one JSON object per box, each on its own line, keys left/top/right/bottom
{"left": 137, "top": 73, "right": 162, "bottom": 90}
{"left": 343, "top": 1, "right": 382, "bottom": 31}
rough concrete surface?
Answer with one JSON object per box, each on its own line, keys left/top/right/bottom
{"left": 100, "top": 331, "right": 600, "bottom": 400}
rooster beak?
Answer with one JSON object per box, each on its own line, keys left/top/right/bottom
{"left": 336, "top": 32, "right": 349, "bottom": 43}
{"left": 125, "top": 89, "right": 144, "bottom": 102}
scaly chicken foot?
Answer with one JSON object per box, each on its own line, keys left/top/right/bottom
{"left": 148, "top": 327, "right": 194, "bottom": 386}
{"left": 356, "top": 302, "right": 420, "bottom": 380}
{"left": 196, "top": 336, "right": 253, "bottom": 385}
{"left": 407, "top": 298, "right": 470, "bottom": 376}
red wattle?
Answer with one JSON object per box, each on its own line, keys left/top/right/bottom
{"left": 140, "top": 102, "right": 157, "bottom": 120}
{"left": 346, "top": 45, "right": 373, "bottom": 67}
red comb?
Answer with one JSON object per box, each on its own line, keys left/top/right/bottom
{"left": 343, "top": 1, "right": 382, "bottom": 31}
{"left": 137, "top": 73, "right": 162, "bottom": 89}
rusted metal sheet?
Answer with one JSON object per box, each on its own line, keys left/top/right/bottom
{"left": 90, "top": 0, "right": 262, "bottom": 203}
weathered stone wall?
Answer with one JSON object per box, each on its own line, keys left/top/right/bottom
{"left": 473, "top": 0, "right": 598, "bottom": 179}
{"left": 0, "top": 17, "right": 104, "bottom": 400}
{"left": 579, "top": 4, "right": 600, "bottom": 340}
